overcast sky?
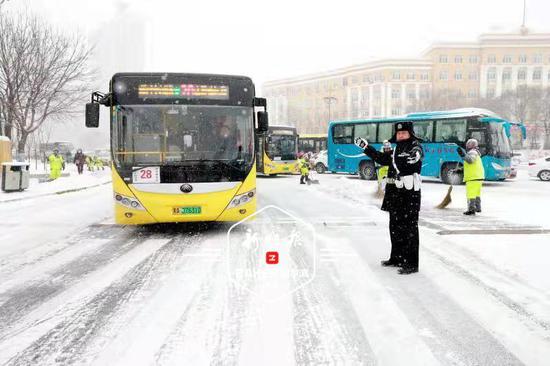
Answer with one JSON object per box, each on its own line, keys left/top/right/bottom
{"left": 8, "top": 0, "right": 550, "bottom": 86}
{"left": 3, "top": 0, "right": 549, "bottom": 149}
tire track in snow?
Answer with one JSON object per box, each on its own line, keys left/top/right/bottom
{"left": 0, "top": 235, "right": 172, "bottom": 365}
{"left": 153, "top": 260, "right": 227, "bottom": 365}
{"left": 0, "top": 219, "right": 120, "bottom": 280}
{"left": 291, "top": 238, "right": 376, "bottom": 365}
{"left": 422, "top": 232, "right": 550, "bottom": 330}
{"left": 0, "top": 225, "right": 147, "bottom": 335}
{"left": 1, "top": 224, "right": 216, "bottom": 366}
{"left": 424, "top": 244, "right": 550, "bottom": 332}
{"left": 349, "top": 231, "right": 524, "bottom": 366}
{"left": 90, "top": 230, "right": 228, "bottom": 365}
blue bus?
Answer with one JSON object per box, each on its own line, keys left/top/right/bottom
{"left": 327, "top": 109, "right": 526, "bottom": 184}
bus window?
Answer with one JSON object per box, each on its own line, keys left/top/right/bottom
{"left": 413, "top": 121, "right": 434, "bottom": 142}
{"left": 435, "top": 119, "right": 467, "bottom": 143}
{"left": 378, "top": 123, "right": 394, "bottom": 142}
{"left": 354, "top": 123, "right": 376, "bottom": 142}
{"left": 333, "top": 124, "right": 353, "bottom": 144}
{"left": 466, "top": 119, "right": 488, "bottom": 155}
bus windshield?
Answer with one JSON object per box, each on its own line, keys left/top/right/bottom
{"left": 267, "top": 134, "right": 297, "bottom": 161}
{"left": 488, "top": 122, "right": 512, "bottom": 158}
{"left": 113, "top": 104, "right": 253, "bottom": 166}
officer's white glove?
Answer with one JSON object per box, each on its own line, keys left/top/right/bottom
{"left": 354, "top": 137, "right": 368, "bottom": 149}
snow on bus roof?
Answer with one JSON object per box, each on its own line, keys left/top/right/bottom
{"left": 329, "top": 108, "right": 514, "bottom": 125}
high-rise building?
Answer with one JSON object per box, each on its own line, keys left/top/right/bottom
{"left": 90, "top": 1, "right": 151, "bottom": 88}
{"left": 263, "top": 30, "right": 550, "bottom": 134}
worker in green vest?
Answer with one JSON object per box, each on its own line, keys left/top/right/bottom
{"left": 377, "top": 140, "right": 392, "bottom": 187}
{"left": 86, "top": 155, "right": 94, "bottom": 172}
{"left": 298, "top": 153, "right": 310, "bottom": 184}
{"left": 48, "top": 149, "right": 65, "bottom": 180}
{"left": 457, "top": 138, "right": 485, "bottom": 215}
{"left": 94, "top": 156, "right": 104, "bottom": 170}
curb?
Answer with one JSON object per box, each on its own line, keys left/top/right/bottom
{"left": 0, "top": 181, "right": 111, "bottom": 204}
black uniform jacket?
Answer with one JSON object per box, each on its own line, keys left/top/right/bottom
{"left": 364, "top": 139, "right": 423, "bottom": 213}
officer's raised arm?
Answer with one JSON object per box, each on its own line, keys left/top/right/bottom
{"left": 355, "top": 137, "right": 392, "bottom": 165}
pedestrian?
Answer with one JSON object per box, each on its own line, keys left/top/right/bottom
{"left": 48, "top": 149, "right": 65, "bottom": 180}
{"left": 298, "top": 154, "right": 310, "bottom": 184}
{"left": 355, "top": 121, "right": 424, "bottom": 274}
{"left": 73, "top": 149, "right": 86, "bottom": 175}
{"left": 457, "top": 138, "right": 485, "bottom": 215}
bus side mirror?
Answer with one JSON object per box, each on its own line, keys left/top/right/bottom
{"left": 258, "top": 111, "right": 268, "bottom": 133}
{"left": 86, "top": 103, "right": 100, "bottom": 128}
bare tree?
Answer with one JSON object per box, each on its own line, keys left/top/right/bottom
{"left": 538, "top": 88, "right": 550, "bottom": 149}
{"left": 0, "top": 12, "right": 93, "bottom": 154}
{"left": 408, "top": 88, "right": 469, "bottom": 112}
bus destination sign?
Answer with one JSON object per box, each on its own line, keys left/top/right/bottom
{"left": 138, "top": 83, "right": 229, "bottom": 100}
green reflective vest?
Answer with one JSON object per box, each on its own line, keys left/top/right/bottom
{"left": 463, "top": 151, "right": 485, "bottom": 182}
{"left": 48, "top": 154, "right": 64, "bottom": 170}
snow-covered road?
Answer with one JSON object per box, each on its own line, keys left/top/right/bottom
{"left": 0, "top": 172, "right": 549, "bottom": 365}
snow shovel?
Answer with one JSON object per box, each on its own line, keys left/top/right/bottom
{"left": 307, "top": 178, "right": 319, "bottom": 185}
{"left": 436, "top": 185, "right": 453, "bottom": 209}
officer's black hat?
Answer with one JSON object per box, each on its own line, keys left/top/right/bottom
{"left": 388, "top": 121, "right": 423, "bottom": 143}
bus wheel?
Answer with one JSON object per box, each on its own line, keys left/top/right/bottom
{"left": 359, "top": 161, "right": 376, "bottom": 180}
{"left": 315, "top": 163, "right": 326, "bottom": 174}
{"left": 441, "top": 164, "right": 463, "bottom": 185}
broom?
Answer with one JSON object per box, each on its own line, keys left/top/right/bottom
{"left": 372, "top": 181, "right": 384, "bottom": 199}
{"left": 436, "top": 185, "right": 453, "bottom": 209}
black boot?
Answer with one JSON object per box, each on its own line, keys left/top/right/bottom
{"left": 381, "top": 259, "right": 400, "bottom": 267}
{"left": 463, "top": 199, "right": 476, "bottom": 215}
{"left": 398, "top": 267, "right": 418, "bottom": 275}
{"left": 475, "top": 197, "right": 481, "bottom": 213}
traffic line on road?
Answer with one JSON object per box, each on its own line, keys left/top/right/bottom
{"left": 317, "top": 234, "right": 440, "bottom": 366}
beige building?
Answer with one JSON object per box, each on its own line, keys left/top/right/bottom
{"left": 263, "top": 30, "right": 550, "bottom": 134}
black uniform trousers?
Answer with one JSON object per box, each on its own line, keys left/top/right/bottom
{"left": 383, "top": 184, "right": 420, "bottom": 269}
{"left": 388, "top": 209, "right": 419, "bottom": 269}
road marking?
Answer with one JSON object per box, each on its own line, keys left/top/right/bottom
{"left": 318, "top": 235, "right": 440, "bottom": 366}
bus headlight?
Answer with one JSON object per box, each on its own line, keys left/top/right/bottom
{"left": 114, "top": 193, "right": 145, "bottom": 211}
{"left": 228, "top": 189, "right": 256, "bottom": 208}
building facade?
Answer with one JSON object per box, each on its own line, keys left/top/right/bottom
{"left": 263, "top": 30, "right": 550, "bottom": 134}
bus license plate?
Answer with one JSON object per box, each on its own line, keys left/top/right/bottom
{"left": 173, "top": 206, "right": 202, "bottom": 215}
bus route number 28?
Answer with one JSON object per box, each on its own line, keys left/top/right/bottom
{"left": 132, "top": 166, "right": 160, "bottom": 184}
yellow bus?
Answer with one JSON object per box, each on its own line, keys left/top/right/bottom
{"left": 298, "top": 133, "right": 327, "bottom": 154}
{"left": 256, "top": 125, "right": 298, "bottom": 176}
{"left": 85, "top": 73, "right": 268, "bottom": 224}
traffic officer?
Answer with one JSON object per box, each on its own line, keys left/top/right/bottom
{"left": 355, "top": 121, "right": 424, "bottom": 274}
{"left": 457, "top": 138, "right": 485, "bottom": 215}
{"left": 48, "top": 149, "right": 65, "bottom": 180}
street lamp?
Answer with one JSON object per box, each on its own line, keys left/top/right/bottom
{"left": 323, "top": 96, "right": 337, "bottom": 122}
